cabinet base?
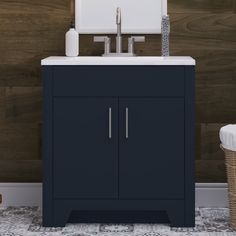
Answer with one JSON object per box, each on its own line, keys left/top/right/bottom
{"left": 43, "top": 199, "right": 195, "bottom": 228}
{"left": 44, "top": 210, "right": 194, "bottom": 228}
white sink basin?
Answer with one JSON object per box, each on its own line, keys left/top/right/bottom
{"left": 41, "top": 56, "right": 195, "bottom": 66}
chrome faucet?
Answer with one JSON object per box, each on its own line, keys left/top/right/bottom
{"left": 93, "top": 7, "right": 145, "bottom": 56}
{"left": 116, "top": 7, "right": 122, "bottom": 53}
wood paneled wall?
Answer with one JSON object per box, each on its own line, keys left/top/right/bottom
{"left": 0, "top": 0, "right": 235, "bottom": 182}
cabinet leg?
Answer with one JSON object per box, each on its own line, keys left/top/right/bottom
{"left": 53, "top": 208, "right": 71, "bottom": 227}
{"left": 42, "top": 217, "right": 53, "bottom": 227}
{"left": 184, "top": 208, "right": 195, "bottom": 227}
{"left": 43, "top": 201, "right": 53, "bottom": 227}
{"left": 185, "top": 203, "right": 195, "bottom": 227}
{"left": 167, "top": 209, "right": 185, "bottom": 227}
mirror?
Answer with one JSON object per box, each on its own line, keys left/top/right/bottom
{"left": 75, "top": 0, "right": 167, "bottom": 34}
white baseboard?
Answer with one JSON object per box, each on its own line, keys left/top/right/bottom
{"left": 195, "top": 183, "right": 228, "bottom": 208}
{"left": 0, "top": 183, "right": 228, "bottom": 208}
{"left": 0, "top": 183, "right": 42, "bottom": 207}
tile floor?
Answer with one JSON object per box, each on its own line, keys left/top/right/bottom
{"left": 0, "top": 207, "right": 235, "bottom": 236}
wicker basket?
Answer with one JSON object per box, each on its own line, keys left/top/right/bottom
{"left": 221, "top": 144, "right": 236, "bottom": 166}
{"left": 225, "top": 163, "right": 236, "bottom": 194}
{"left": 221, "top": 144, "right": 236, "bottom": 228}
{"left": 228, "top": 192, "right": 236, "bottom": 229}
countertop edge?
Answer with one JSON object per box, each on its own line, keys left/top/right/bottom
{"left": 41, "top": 57, "right": 196, "bottom": 66}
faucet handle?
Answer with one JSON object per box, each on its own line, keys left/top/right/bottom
{"left": 94, "top": 36, "right": 111, "bottom": 55}
{"left": 94, "top": 36, "right": 109, "bottom": 42}
{"left": 129, "top": 36, "right": 145, "bottom": 42}
{"left": 128, "top": 36, "right": 145, "bottom": 54}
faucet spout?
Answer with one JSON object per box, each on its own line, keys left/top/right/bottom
{"left": 116, "top": 7, "right": 122, "bottom": 53}
{"left": 116, "top": 7, "right": 121, "bottom": 37}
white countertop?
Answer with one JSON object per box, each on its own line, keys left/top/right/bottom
{"left": 41, "top": 56, "right": 196, "bottom": 66}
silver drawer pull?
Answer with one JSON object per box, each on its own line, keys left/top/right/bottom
{"left": 109, "top": 108, "right": 112, "bottom": 139}
{"left": 126, "top": 108, "right": 129, "bottom": 139}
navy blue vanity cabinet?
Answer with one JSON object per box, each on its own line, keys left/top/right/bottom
{"left": 43, "top": 66, "right": 195, "bottom": 228}
{"left": 119, "top": 98, "right": 185, "bottom": 199}
{"left": 53, "top": 98, "right": 118, "bottom": 199}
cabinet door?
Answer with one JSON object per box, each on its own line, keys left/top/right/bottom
{"left": 119, "top": 98, "right": 185, "bottom": 199}
{"left": 53, "top": 98, "right": 118, "bottom": 199}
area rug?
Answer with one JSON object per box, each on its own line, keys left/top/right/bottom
{"left": 0, "top": 207, "right": 235, "bottom": 236}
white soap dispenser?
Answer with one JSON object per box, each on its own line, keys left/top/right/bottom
{"left": 65, "top": 21, "right": 79, "bottom": 57}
